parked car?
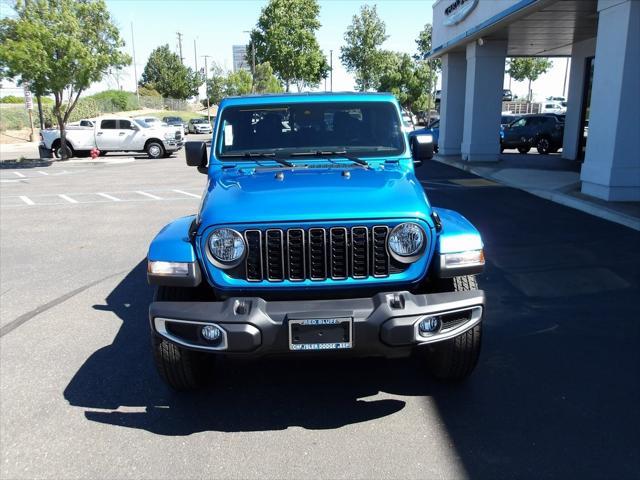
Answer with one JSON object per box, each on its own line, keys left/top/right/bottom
{"left": 541, "top": 101, "right": 566, "bottom": 114}
{"left": 134, "top": 116, "right": 183, "bottom": 141}
{"left": 401, "top": 109, "right": 416, "bottom": 131}
{"left": 187, "top": 117, "right": 213, "bottom": 134}
{"left": 500, "top": 113, "right": 565, "bottom": 154}
{"left": 163, "top": 116, "right": 188, "bottom": 135}
{"left": 500, "top": 113, "right": 516, "bottom": 127}
{"left": 40, "top": 117, "right": 184, "bottom": 159}
{"left": 147, "top": 92, "right": 486, "bottom": 391}
{"left": 502, "top": 89, "right": 513, "bottom": 102}
{"left": 409, "top": 119, "right": 439, "bottom": 152}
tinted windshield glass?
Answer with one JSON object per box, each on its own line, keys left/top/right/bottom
{"left": 216, "top": 101, "right": 404, "bottom": 158}
{"left": 134, "top": 119, "right": 150, "bottom": 128}
{"left": 192, "top": 119, "right": 207, "bottom": 124}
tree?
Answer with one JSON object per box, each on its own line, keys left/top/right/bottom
{"left": 506, "top": 57, "right": 553, "bottom": 101}
{"left": 378, "top": 53, "right": 435, "bottom": 113}
{"left": 249, "top": 0, "right": 329, "bottom": 91}
{"left": 0, "top": 0, "right": 130, "bottom": 159}
{"left": 140, "top": 45, "right": 200, "bottom": 100}
{"left": 340, "top": 5, "right": 389, "bottom": 91}
{"left": 225, "top": 70, "right": 253, "bottom": 97}
{"left": 253, "top": 62, "right": 283, "bottom": 94}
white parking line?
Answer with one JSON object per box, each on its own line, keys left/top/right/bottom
{"left": 19, "top": 196, "right": 34, "bottom": 205}
{"left": 13, "top": 172, "right": 26, "bottom": 178}
{"left": 38, "top": 171, "right": 49, "bottom": 176}
{"left": 173, "top": 189, "right": 200, "bottom": 198}
{"left": 136, "top": 191, "right": 162, "bottom": 200}
{"left": 58, "top": 194, "right": 78, "bottom": 204}
{"left": 97, "top": 192, "right": 121, "bottom": 202}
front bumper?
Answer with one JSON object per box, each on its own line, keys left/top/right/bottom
{"left": 149, "top": 290, "right": 484, "bottom": 358}
{"left": 164, "top": 139, "right": 184, "bottom": 151}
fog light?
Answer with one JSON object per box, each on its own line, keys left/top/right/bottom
{"left": 418, "top": 316, "right": 441, "bottom": 336}
{"left": 201, "top": 325, "right": 222, "bottom": 342}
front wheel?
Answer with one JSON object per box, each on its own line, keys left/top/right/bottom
{"left": 146, "top": 141, "right": 165, "bottom": 159}
{"left": 54, "top": 143, "right": 74, "bottom": 159}
{"left": 151, "top": 286, "right": 215, "bottom": 390}
{"left": 536, "top": 136, "right": 552, "bottom": 154}
{"left": 422, "top": 275, "right": 482, "bottom": 381}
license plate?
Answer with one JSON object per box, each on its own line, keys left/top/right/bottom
{"left": 288, "top": 318, "right": 352, "bottom": 351}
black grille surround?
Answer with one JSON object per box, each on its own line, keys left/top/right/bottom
{"left": 234, "top": 224, "right": 421, "bottom": 283}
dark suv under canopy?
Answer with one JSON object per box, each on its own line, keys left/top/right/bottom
{"left": 501, "top": 113, "right": 565, "bottom": 154}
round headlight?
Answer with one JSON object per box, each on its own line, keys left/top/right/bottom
{"left": 208, "top": 228, "right": 245, "bottom": 264}
{"left": 388, "top": 223, "right": 425, "bottom": 259}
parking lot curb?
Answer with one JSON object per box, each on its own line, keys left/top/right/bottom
{"left": 433, "top": 156, "right": 640, "bottom": 232}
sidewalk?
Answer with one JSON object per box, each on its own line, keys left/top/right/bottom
{"left": 0, "top": 141, "right": 40, "bottom": 162}
{"left": 435, "top": 153, "right": 640, "bottom": 231}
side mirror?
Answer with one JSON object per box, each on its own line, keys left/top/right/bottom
{"left": 185, "top": 141, "right": 208, "bottom": 174}
{"left": 411, "top": 134, "right": 434, "bottom": 166}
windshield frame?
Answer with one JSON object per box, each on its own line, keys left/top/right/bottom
{"left": 214, "top": 101, "right": 406, "bottom": 161}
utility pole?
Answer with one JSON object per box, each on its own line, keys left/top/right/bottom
{"left": 562, "top": 57, "right": 569, "bottom": 98}
{"left": 131, "top": 22, "right": 139, "bottom": 105}
{"left": 194, "top": 39, "right": 199, "bottom": 101}
{"left": 177, "top": 32, "right": 184, "bottom": 64}
{"left": 202, "top": 55, "right": 211, "bottom": 122}
{"left": 330, "top": 49, "right": 333, "bottom": 92}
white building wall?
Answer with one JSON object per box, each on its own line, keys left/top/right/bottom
{"left": 580, "top": 0, "right": 640, "bottom": 201}
{"left": 562, "top": 37, "right": 596, "bottom": 161}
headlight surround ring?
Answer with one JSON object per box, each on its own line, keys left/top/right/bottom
{"left": 207, "top": 228, "right": 246, "bottom": 268}
{"left": 387, "top": 222, "right": 426, "bottom": 263}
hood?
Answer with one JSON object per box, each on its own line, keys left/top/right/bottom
{"left": 198, "top": 164, "right": 431, "bottom": 227}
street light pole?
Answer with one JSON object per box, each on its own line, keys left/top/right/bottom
{"left": 330, "top": 49, "right": 333, "bottom": 92}
{"left": 202, "top": 55, "right": 211, "bottom": 123}
{"left": 131, "top": 22, "right": 139, "bottom": 105}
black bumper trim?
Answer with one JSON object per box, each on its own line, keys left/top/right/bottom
{"left": 149, "top": 290, "right": 485, "bottom": 356}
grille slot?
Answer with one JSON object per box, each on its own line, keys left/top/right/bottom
{"left": 265, "top": 229, "right": 285, "bottom": 281}
{"left": 241, "top": 226, "right": 397, "bottom": 282}
{"left": 308, "top": 228, "right": 327, "bottom": 280}
{"left": 372, "top": 226, "right": 390, "bottom": 277}
{"left": 287, "top": 228, "right": 306, "bottom": 281}
{"left": 330, "top": 227, "right": 348, "bottom": 279}
{"left": 351, "top": 227, "right": 369, "bottom": 278}
{"left": 244, "top": 230, "right": 263, "bottom": 281}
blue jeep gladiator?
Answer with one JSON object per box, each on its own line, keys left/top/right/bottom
{"left": 147, "top": 93, "right": 485, "bottom": 390}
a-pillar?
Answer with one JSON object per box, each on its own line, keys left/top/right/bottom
{"left": 461, "top": 40, "right": 507, "bottom": 162}
{"left": 580, "top": 0, "right": 640, "bottom": 201}
{"left": 438, "top": 52, "right": 466, "bottom": 156}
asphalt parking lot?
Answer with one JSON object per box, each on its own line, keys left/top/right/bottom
{"left": 1, "top": 142, "right": 638, "bottom": 479}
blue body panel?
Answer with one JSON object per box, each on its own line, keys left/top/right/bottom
{"left": 433, "top": 208, "right": 483, "bottom": 254}
{"left": 148, "top": 215, "right": 197, "bottom": 263}
{"left": 196, "top": 218, "right": 436, "bottom": 291}
{"left": 148, "top": 93, "right": 483, "bottom": 292}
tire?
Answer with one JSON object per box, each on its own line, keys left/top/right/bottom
{"left": 517, "top": 146, "right": 530, "bottom": 154}
{"left": 536, "top": 136, "right": 551, "bottom": 154}
{"left": 146, "top": 141, "right": 165, "bottom": 159}
{"left": 151, "top": 286, "right": 215, "bottom": 391}
{"left": 424, "top": 275, "right": 482, "bottom": 381}
{"left": 53, "top": 143, "right": 74, "bottom": 159}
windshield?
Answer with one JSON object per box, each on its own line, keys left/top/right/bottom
{"left": 134, "top": 119, "right": 150, "bottom": 128}
{"left": 192, "top": 119, "right": 207, "bottom": 124}
{"left": 215, "top": 101, "right": 404, "bottom": 159}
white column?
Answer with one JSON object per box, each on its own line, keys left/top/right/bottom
{"left": 580, "top": 0, "right": 640, "bottom": 201}
{"left": 562, "top": 38, "right": 596, "bottom": 160}
{"left": 438, "top": 52, "right": 466, "bottom": 156}
{"left": 461, "top": 40, "right": 507, "bottom": 162}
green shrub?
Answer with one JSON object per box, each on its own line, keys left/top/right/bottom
{"left": 0, "top": 108, "right": 29, "bottom": 130}
{"left": 85, "top": 90, "right": 138, "bottom": 112}
{"left": 138, "top": 85, "right": 161, "bottom": 97}
{"left": 1, "top": 95, "right": 25, "bottom": 104}
{"left": 43, "top": 97, "right": 101, "bottom": 126}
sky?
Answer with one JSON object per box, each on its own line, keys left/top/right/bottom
{"left": 0, "top": 0, "right": 571, "bottom": 101}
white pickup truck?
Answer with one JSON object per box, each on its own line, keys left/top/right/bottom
{"left": 40, "top": 117, "right": 184, "bottom": 159}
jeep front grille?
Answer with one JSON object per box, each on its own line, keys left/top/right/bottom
{"left": 242, "top": 226, "right": 391, "bottom": 282}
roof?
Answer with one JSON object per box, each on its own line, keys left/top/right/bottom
{"left": 219, "top": 91, "right": 399, "bottom": 108}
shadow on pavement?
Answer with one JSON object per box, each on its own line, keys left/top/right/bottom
{"left": 64, "top": 260, "right": 425, "bottom": 434}
{"left": 0, "top": 159, "right": 53, "bottom": 169}
{"left": 420, "top": 165, "right": 640, "bottom": 479}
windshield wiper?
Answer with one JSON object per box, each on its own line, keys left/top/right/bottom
{"left": 218, "top": 152, "right": 293, "bottom": 168}
{"left": 291, "top": 150, "right": 369, "bottom": 168}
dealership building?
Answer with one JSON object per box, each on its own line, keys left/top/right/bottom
{"left": 430, "top": 0, "right": 639, "bottom": 201}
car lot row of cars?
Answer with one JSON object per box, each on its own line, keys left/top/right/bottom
{"left": 409, "top": 112, "right": 566, "bottom": 155}
{"left": 41, "top": 115, "right": 214, "bottom": 159}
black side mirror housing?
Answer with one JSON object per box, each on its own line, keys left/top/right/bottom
{"left": 185, "top": 141, "right": 208, "bottom": 174}
{"left": 411, "top": 134, "right": 434, "bottom": 167}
